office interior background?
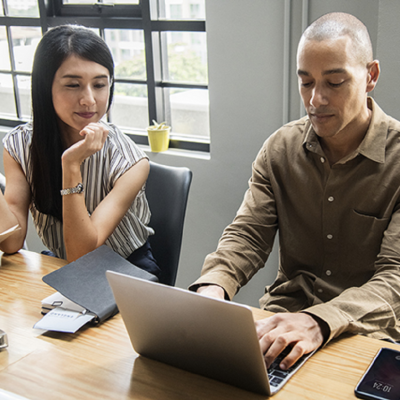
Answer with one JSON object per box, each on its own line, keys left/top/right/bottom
{"left": 0, "top": 0, "right": 399, "bottom": 307}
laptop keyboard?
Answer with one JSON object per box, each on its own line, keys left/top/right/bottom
{"left": 267, "top": 346, "right": 310, "bottom": 388}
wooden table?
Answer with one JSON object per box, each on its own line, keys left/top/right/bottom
{"left": 0, "top": 250, "right": 398, "bottom": 399}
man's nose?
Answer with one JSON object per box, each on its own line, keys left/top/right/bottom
{"left": 310, "top": 84, "right": 328, "bottom": 108}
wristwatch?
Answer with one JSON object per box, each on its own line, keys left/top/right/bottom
{"left": 60, "top": 183, "right": 84, "bottom": 196}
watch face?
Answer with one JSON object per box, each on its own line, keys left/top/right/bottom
{"left": 76, "top": 183, "right": 84, "bottom": 193}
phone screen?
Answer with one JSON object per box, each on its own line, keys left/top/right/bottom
{"left": 355, "top": 347, "right": 400, "bottom": 400}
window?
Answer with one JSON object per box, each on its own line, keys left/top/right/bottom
{"left": 0, "top": 0, "right": 209, "bottom": 152}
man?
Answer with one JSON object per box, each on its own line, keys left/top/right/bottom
{"left": 190, "top": 12, "right": 400, "bottom": 371}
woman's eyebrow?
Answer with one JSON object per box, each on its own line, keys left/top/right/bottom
{"left": 61, "top": 74, "right": 109, "bottom": 79}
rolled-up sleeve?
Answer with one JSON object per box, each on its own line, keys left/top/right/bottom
{"left": 190, "top": 140, "right": 279, "bottom": 299}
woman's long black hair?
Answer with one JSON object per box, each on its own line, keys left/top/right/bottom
{"left": 30, "top": 25, "right": 114, "bottom": 221}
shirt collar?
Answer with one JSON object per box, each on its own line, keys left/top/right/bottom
{"left": 303, "top": 97, "right": 388, "bottom": 164}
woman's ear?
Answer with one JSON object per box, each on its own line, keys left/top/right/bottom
{"left": 366, "top": 60, "right": 380, "bottom": 93}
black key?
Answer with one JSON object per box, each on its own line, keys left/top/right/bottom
{"left": 270, "top": 376, "right": 284, "bottom": 386}
{"left": 271, "top": 370, "right": 289, "bottom": 379}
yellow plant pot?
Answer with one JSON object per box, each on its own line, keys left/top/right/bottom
{"left": 147, "top": 126, "right": 171, "bottom": 152}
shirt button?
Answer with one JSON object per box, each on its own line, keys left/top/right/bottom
{"left": 320, "top": 157, "right": 325, "bottom": 163}
{"left": 326, "top": 270, "right": 332, "bottom": 276}
{"left": 328, "top": 196, "right": 334, "bottom": 202}
{"left": 327, "top": 234, "right": 333, "bottom": 239}
{"left": 318, "top": 289, "right": 323, "bottom": 293}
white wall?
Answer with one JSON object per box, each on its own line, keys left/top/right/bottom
{"left": 165, "top": 0, "right": 400, "bottom": 307}
{"left": 7, "top": 0, "right": 400, "bottom": 308}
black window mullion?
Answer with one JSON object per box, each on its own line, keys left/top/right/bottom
{"left": 52, "top": 0, "right": 62, "bottom": 15}
{"left": 46, "top": 16, "right": 143, "bottom": 30}
{"left": 162, "top": 82, "right": 207, "bottom": 90}
{"left": 142, "top": 0, "right": 164, "bottom": 126}
{"left": 156, "top": 0, "right": 165, "bottom": 19}
{"left": 38, "top": 0, "right": 51, "bottom": 33}
{"left": 0, "top": 118, "right": 21, "bottom": 128}
{"left": 152, "top": 20, "right": 205, "bottom": 32}
{"left": 54, "top": 1, "right": 142, "bottom": 18}
{"left": 160, "top": 31, "right": 170, "bottom": 125}
{"left": 114, "top": 78, "right": 146, "bottom": 85}
{"left": 0, "top": 16, "right": 41, "bottom": 26}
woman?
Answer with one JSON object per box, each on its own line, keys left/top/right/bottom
{"left": 0, "top": 25, "right": 160, "bottom": 277}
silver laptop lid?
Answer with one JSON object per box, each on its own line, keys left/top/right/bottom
{"left": 106, "top": 271, "right": 270, "bottom": 395}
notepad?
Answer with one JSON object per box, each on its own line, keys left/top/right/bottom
{"left": 34, "top": 245, "right": 158, "bottom": 333}
{"left": 41, "top": 291, "right": 86, "bottom": 314}
{"left": 34, "top": 292, "right": 96, "bottom": 332}
{"left": 34, "top": 307, "right": 96, "bottom": 333}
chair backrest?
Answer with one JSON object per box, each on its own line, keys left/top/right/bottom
{"left": 0, "top": 172, "right": 6, "bottom": 195}
{"left": 146, "top": 161, "right": 192, "bottom": 286}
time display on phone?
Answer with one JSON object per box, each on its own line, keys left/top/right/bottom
{"left": 355, "top": 348, "right": 400, "bottom": 400}
{"left": 372, "top": 381, "right": 393, "bottom": 393}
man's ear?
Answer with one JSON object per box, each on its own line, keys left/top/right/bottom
{"left": 366, "top": 60, "right": 380, "bottom": 93}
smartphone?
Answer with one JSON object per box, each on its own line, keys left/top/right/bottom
{"left": 355, "top": 347, "right": 400, "bottom": 400}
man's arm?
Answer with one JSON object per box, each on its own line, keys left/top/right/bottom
{"left": 189, "top": 140, "right": 279, "bottom": 299}
{"left": 254, "top": 208, "right": 400, "bottom": 369}
{"left": 196, "top": 284, "right": 226, "bottom": 299}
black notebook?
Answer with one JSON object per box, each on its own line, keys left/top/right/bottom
{"left": 42, "top": 245, "right": 158, "bottom": 323}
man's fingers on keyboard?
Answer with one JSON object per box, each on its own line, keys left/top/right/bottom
{"left": 263, "top": 338, "right": 288, "bottom": 369}
{"left": 280, "top": 344, "right": 305, "bottom": 370}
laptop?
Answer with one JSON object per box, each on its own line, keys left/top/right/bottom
{"left": 106, "top": 271, "right": 315, "bottom": 396}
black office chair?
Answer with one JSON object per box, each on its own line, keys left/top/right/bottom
{"left": 146, "top": 161, "right": 192, "bottom": 286}
{"left": 0, "top": 172, "right": 5, "bottom": 195}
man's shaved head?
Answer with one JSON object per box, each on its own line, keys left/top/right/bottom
{"left": 299, "top": 12, "right": 373, "bottom": 67}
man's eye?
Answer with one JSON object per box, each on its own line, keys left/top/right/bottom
{"left": 94, "top": 83, "right": 106, "bottom": 89}
{"left": 301, "top": 82, "right": 312, "bottom": 88}
{"left": 329, "top": 82, "right": 343, "bottom": 88}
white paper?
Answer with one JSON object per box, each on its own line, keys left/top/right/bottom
{"left": 0, "top": 224, "right": 20, "bottom": 244}
{"left": 33, "top": 307, "right": 96, "bottom": 333}
{"left": 0, "top": 388, "right": 32, "bottom": 400}
{"left": 41, "top": 292, "right": 86, "bottom": 314}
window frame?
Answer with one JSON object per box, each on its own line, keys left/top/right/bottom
{"left": 0, "top": 0, "right": 209, "bottom": 153}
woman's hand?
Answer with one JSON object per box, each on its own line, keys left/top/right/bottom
{"left": 61, "top": 122, "right": 109, "bottom": 169}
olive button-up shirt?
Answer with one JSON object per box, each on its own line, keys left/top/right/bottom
{"left": 191, "top": 98, "right": 400, "bottom": 343}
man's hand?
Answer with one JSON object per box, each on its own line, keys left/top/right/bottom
{"left": 196, "top": 284, "right": 226, "bottom": 300}
{"left": 255, "top": 312, "right": 325, "bottom": 370}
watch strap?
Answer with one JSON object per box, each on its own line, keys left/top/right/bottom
{"left": 60, "top": 183, "right": 84, "bottom": 196}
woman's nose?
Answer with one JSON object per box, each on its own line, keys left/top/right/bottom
{"left": 80, "top": 87, "right": 95, "bottom": 106}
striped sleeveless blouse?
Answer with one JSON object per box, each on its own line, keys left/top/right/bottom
{"left": 3, "top": 122, "right": 154, "bottom": 259}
